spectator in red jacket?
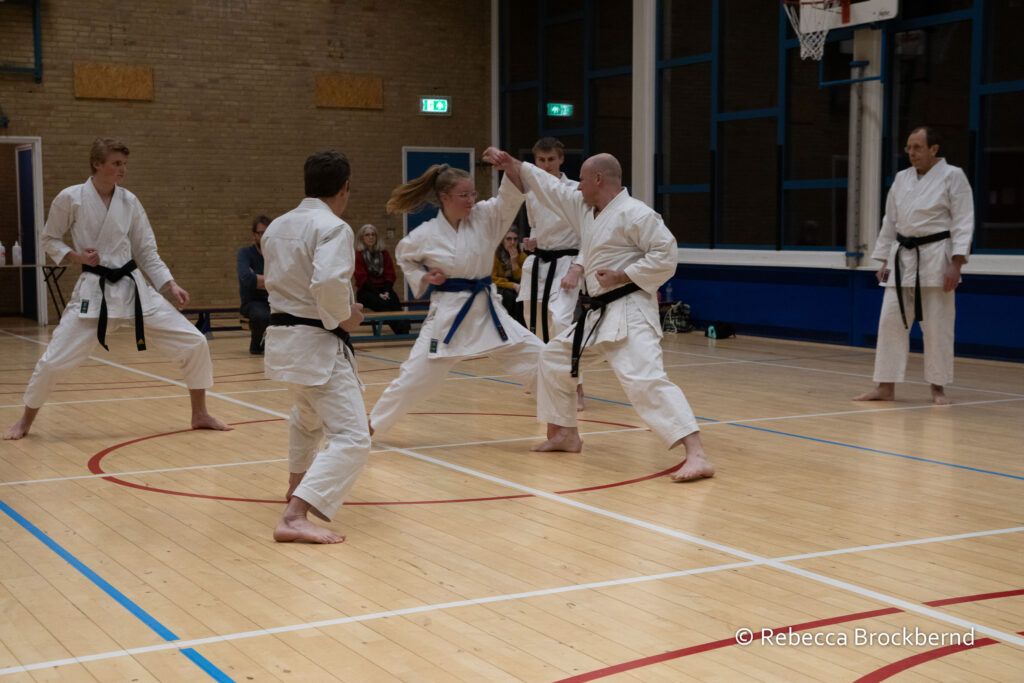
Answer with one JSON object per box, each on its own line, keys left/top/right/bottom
{"left": 354, "top": 224, "right": 410, "bottom": 334}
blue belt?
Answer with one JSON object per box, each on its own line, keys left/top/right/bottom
{"left": 436, "top": 276, "right": 507, "bottom": 344}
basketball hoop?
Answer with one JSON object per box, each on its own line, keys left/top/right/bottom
{"left": 783, "top": 0, "right": 850, "bottom": 61}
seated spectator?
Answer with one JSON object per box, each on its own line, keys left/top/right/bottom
{"left": 354, "top": 223, "right": 410, "bottom": 334}
{"left": 492, "top": 229, "right": 527, "bottom": 326}
{"left": 237, "top": 215, "right": 271, "bottom": 354}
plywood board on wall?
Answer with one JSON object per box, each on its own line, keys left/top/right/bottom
{"left": 73, "top": 63, "right": 154, "bottom": 101}
{"left": 315, "top": 74, "right": 383, "bottom": 109}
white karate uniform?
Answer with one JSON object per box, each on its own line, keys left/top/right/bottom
{"left": 870, "top": 159, "right": 974, "bottom": 385}
{"left": 23, "top": 178, "right": 212, "bottom": 409}
{"left": 369, "top": 177, "right": 544, "bottom": 434}
{"left": 520, "top": 163, "right": 699, "bottom": 447}
{"left": 263, "top": 197, "right": 370, "bottom": 521}
{"left": 518, "top": 173, "right": 583, "bottom": 338}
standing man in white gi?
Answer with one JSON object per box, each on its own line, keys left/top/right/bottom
{"left": 4, "top": 138, "right": 228, "bottom": 440}
{"left": 854, "top": 126, "right": 974, "bottom": 405}
{"left": 484, "top": 147, "right": 714, "bottom": 482}
{"left": 263, "top": 150, "right": 369, "bottom": 544}
{"left": 519, "top": 137, "right": 587, "bottom": 411}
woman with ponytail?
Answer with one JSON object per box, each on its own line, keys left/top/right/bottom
{"left": 368, "top": 163, "right": 543, "bottom": 435}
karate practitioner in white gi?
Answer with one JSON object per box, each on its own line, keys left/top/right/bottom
{"left": 854, "top": 126, "right": 974, "bottom": 405}
{"left": 4, "top": 138, "right": 228, "bottom": 440}
{"left": 368, "top": 164, "right": 544, "bottom": 436}
{"left": 518, "top": 138, "right": 587, "bottom": 411}
{"left": 484, "top": 147, "right": 714, "bottom": 482}
{"left": 263, "top": 150, "right": 369, "bottom": 544}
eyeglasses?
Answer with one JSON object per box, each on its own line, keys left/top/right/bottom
{"left": 450, "top": 191, "right": 478, "bottom": 201}
{"left": 904, "top": 145, "right": 929, "bottom": 153}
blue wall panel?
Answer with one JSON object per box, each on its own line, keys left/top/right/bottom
{"left": 667, "top": 265, "right": 1024, "bottom": 362}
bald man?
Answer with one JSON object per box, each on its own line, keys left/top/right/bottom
{"left": 484, "top": 148, "right": 714, "bottom": 482}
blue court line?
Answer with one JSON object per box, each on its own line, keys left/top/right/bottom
{"left": 355, "top": 352, "right": 1024, "bottom": 481}
{"left": 725, "top": 423, "right": 1024, "bottom": 482}
{"left": 0, "top": 500, "right": 234, "bottom": 681}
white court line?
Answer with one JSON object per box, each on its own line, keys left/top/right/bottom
{"left": 2, "top": 523, "right": 1021, "bottom": 676}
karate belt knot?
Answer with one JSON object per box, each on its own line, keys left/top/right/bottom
{"left": 570, "top": 282, "right": 641, "bottom": 378}
{"left": 82, "top": 260, "right": 145, "bottom": 351}
{"left": 268, "top": 312, "right": 353, "bottom": 353}
{"left": 894, "top": 230, "right": 951, "bottom": 328}
{"left": 529, "top": 247, "right": 579, "bottom": 342}
{"left": 436, "top": 276, "right": 507, "bottom": 345}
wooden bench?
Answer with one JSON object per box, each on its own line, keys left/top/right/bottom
{"left": 351, "top": 300, "right": 429, "bottom": 342}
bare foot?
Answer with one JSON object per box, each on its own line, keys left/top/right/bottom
{"left": 3, "top": 418, "right": 30, "bottom": 440}
{"left": 670, "top": 452, "right": 715, "bottom": 482}
{"left": 191, "top": 413, "right": 232, "bottom": 431}
{"left": 273, "top": 516, "right": 345, "bottom": 544}
{"left": 3, "top": 407, "right": 38, "bottom": 440}
{"left": 285, "top": 471, "right": 305, "bottom": 501}
{"left": 931, "top": 384, "right": 951, "bottom": 406}
{"left": 576, "top": 384, "right": 585, "bottom": 412}
{"left": 532, "top": 425, "right": 582, "bottom": 452}
{"left": 853, "top": 383, "right": 895, "bottom": 401}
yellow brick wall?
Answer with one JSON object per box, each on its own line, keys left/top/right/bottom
{"left": 0, "top": 0, "right": 493, "bottom": 318}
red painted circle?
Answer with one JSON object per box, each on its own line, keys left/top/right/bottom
{"left": 87, "top": 413, "right": 682, "bottom": 505}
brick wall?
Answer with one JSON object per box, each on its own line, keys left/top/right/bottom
{"left": 0, "top": 0, "right": 493, "bottom": 318}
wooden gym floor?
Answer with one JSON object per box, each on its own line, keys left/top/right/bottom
{"left": 0, "top": 318, "right": 1021, "bottom": 682}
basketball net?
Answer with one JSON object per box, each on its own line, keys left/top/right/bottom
{"left": 783, "top": 0, "right": 839, "bottom": 61}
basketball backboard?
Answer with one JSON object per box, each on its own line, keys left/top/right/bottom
{"left": 800, "top": 0, "right": 898, "bottom": 33}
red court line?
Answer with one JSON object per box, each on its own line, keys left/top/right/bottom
{"left": 553, "top": 590, "right": 1024, "bottom": 683}
{"left": 554, "top": 608, "right": 901, "bottom": 682}
{"left": 87, "top": 413, "right": 672, "bottom": 505}
{"left": 924, "top": 588, "right": 1024, "bottom": 607}
{"left": 853, "top": 630, "right": 1024, "bottom": 683}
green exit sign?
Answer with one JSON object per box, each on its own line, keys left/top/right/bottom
{"left": 420, "top": 96, "right": 451, "bottom": 115}
{"left": 547, "top": 102, "right": 574, "bottom": 117}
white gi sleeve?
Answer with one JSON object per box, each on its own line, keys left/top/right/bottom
{"left": 42, "top": 191, "right": 74, "bottom": 266}
{"left": 472, "top": 175, "right": 526, "bottom": 244}
{"left": 622, "top": 212, "right": 678, "bottom": 293}
{"left": 521, "top": 163, "right": 587, "bottom": 230}
{"left": 871, "top": 184, "right": 900, "bottom": 263}
{"left": 396, "top": 228, "right": 430, "bottom": 299}
{"left": 127, "top": 200, "right": 174, "bottom": 291}
{"left": 947, "top": 168, "right": 975, "bottom": 259}
{"left": 311, "top": 224, "right": 354, "bottom": 329}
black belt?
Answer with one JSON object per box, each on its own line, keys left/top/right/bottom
{"left": 894, "top": 231, "right": 951, "bottom": 328}
{"left": 268, "top": 312, "right": 353, "bottom": 353}
{"left": 82, "top": 260, "right": 145, "bottom": 351}
{"left": 529, "top": 248, "right": 579, "bottom": 342}
{"left": 570, "top": 282, "right": 641, "bottom": 378}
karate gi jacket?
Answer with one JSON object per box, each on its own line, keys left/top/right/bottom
{"left": 396, "top": 176, "right": 526, "bottom": 358}
{"left": 43, "top": 178, "right": 174, "bottom": 318}
{"left": 520, "top": 163, "right": 676, "bottom": 344}
{"left": 518, "top": 173, "right": 583, "bottom": 304}
{"left": 262, "top": 198, "right": 357, "bottom": 386}
{"left": 871, "top": 159, "right": 974, "bottom": 288}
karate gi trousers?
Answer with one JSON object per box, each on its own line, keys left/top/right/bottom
{"left": 23, "top": 297, "right": 213, "bottom": 409}
{"left": 287, "top": 345, "right": 370, "bottom": 521}
{"left": 537, "top": 305, "right": 699, "bottom": 448}
{"left": 873, "top": 286, "right": 956, "bottom": 386}
{"left": 369, "top": 333, "right": 544, "bottom": 435}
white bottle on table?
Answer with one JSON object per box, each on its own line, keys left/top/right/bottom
{"left": 12, "top": 240, "right": 22, "bottom": 266}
